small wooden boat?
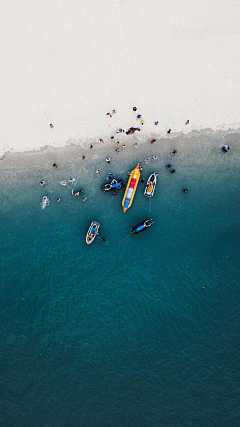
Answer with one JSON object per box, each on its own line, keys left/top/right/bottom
{"left": 101, "top": 179, "right": 124, "bottom": 191}
{"left": 122, "top": 164, "right": 140, "bottom": 212}
{"left": 144, "top": 172, "right": 158, "bottom": 197}
{"left": 86, "top": 221, "right": 100, "bottom": 245}
{"left": 131, "top": 219, "right": 154, "bottom": 235}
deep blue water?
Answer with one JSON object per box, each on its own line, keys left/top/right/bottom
{"left": 0, "top": 134, "right": 240, "bottom": 426}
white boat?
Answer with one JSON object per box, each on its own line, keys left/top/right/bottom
{"left": 86, "top": 221, "right": 100, "bottom": 245}
{"left": 144, "top": 172, "right": 158, "bottom": 197}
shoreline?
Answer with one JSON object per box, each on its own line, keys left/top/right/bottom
{"left": 1, "top": 128, "right": 240, "bottom": 171}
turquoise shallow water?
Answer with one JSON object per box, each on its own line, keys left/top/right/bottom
{"left": 0, "top": 133, "right": 240, "bottom": 426}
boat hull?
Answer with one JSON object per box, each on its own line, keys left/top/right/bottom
{"left": 131, "top": 219, "right": 154, "bottom": 235}
{"left": 86, "top": 221, "right": 100, "bottom": 244}
{"left": 144, "top": 172, "right": 158, "bottom": 197}
{"left": 101, "top": 179, "right": 124, "bottom": 191}
{"left": 122, "top": 164, "right": 140, "bottom": 212}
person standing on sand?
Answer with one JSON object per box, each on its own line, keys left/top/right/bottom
{"left": 122, "top": 144, "right": 126, "bottom": 150}
{"left": 50, "top": 124, "right": 54, "bottom": 128}
{"left": 167, "top": 129, "right": 171, "bottom": 134}
{"left": 53, "top": 163, "right": 58, "bottom": 168}
{"left": 151, "top": 139, "right": 156, "bottom": 144}
{"left": 185, "top": 120, "right": 189, "bottom": 125}
{"left": 133, "top": 143, "right": 138, "bottom": 148}
{"left": 82, "top": 156, "right": 85, "bottom": 160}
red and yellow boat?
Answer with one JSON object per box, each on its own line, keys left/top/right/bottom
{"left": 122, "top": 163, "right": 140, "bottom": 212}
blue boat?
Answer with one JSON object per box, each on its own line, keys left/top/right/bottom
{"left": 101, "top": 179, "right": 124, "bottom": 191}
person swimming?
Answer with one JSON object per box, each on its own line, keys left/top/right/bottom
{"left": 140, "top": 178, "right": 145, "bottom": 183}
{"left": 41, "top": 195, "right": 50, "bottom": 209}
{"left": 182, "top": 189, "right": 188, "bottom": 193}
{"left": 40, "top": 181, "right": 47, "bottom": 186}
{"left": 152, "top": 155, "right": 157, "bottom": 161}
{"left": 72, "top": 189, "right": 83, "bottom": 197}
{"left": 57, "top": 198, "right": 61, "bottom": 202}
{"left": 108, "top": 173, "right": 114, "bottom": 179}
{"left": 69, "top": 177, "right": 75, "bottom": 183}
{"left": 166, "top": 164, "right": 171, "bottom": 168}
{"left": 106, "top": 157, "right": 111, "bottom": 163}
{"left": 171, "top": 169, "right": 176, "bottom": 174}
{"left": 222, "top": 144, "right": 230, "bottom": 152}
{"left": 171, "top": 150, "right": 178, "bottom": 155}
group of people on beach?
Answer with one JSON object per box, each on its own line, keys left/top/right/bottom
{"left": 37, "top": 107, "right": 232, "bottom": 206}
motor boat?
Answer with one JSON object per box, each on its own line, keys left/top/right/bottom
{"left": 86, "top": 221, "right": 100, "bottom": 244}
{"left": 101, "top": 179, "right": 124, "bottom": 191}
{"left": 131, "top": 219, "right": 154, "bottom": 235}
{"left": 144, "top": 172, "right": 158, "bottom": 197}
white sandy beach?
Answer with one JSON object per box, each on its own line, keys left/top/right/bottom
{"left": 1, "top": 0, "right": 240, "bottom": 157}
